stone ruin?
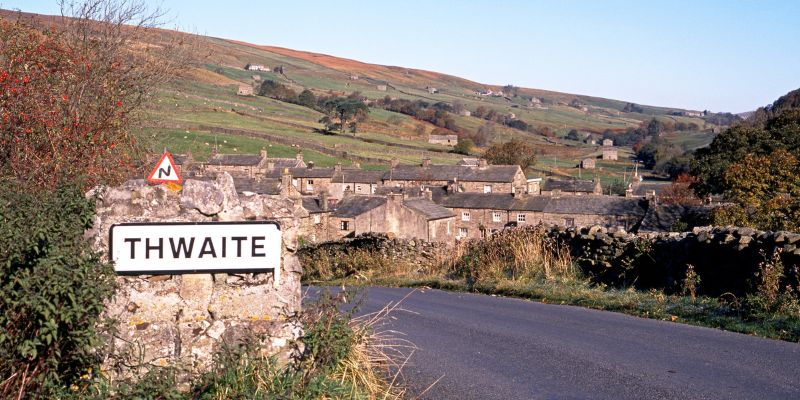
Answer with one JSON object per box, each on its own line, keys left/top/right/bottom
{"left": 85, "top": 173, "right": 304, "bottom": 381}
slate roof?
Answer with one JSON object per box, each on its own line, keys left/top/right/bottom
{"left": 332, "top": 170, "right": 385, "bottom": 183}
{"left": 437, "top": 193, "right": 646, "bottom": 216}
{"left": 403, "top": 198, "right": 454, "bottom": 220}
{"left": 269, "top": 158, "right": 304, "bottom": 170}
{"left": 542, "top": 178, "right": 597, "bottom": 193}
{"left": 232, "top": 178, "right": 281, "bottom": 195}
{"left": 332, "top": 196, "right": 387, "bottom": 218}
{"left": 289, "top": 167, "right": 337, "bottom": 179}
{"left": 457, "top": 158, "right": 480, "bottom": 166}
{"left": 385, "top": 165, "right": 521, "bottom": 183}
{"left": 301, "top": 197, "right": 328, "bottom": 214}
{"left": 208, "top": 154, "right": 263, "bottom": 166}
{"left": 542, "top": 196, "right": 647, "bottom": 217}
{"left": 639, "top": 204, "right": 713, "bottom": 232}
{"left": 172, "top": 154, "right": 193, "bottom": 165}
{"left": 632, "top": 181, "right": 670, "bottom": 197}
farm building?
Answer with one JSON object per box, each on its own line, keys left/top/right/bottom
{"left": 245, "top": 64, "right": 269, "bottom": 72}
{"left": 237, "top": 85, "right": 254, "bottom": 96}
{"left": 602, "top": 148, "right": 618, "bottom": 161}
{"left": 428, "top": 134, "right": 458, "bottom": 146}
{"left": 602, "top": 138, "right": 614, "bottom": 147}
{"left": 376, "top": 84, "right": 388, "bottom": 91}
{"left": 581, "top": 158, "right": 596, "bottom": 169}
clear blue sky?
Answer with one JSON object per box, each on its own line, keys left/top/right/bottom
{"left": 6, "top": 0, "right": 800, "bottom": 112}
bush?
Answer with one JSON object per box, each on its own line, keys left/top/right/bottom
{"left": 0, "top": 180, "right": 114, "bottom": 397}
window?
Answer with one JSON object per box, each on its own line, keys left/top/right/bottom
{"left": 345, "top": 184, "right": 351, "bottom": 192}
{"left": 483, "top": 184, "right": 492, "bottom": 193}
{"left": 462, "top": 211, "right": 470, "bottom": 221}
{"left": 313, "top": 215, "right": 321, "bottom": 224}
{"left": 292, "top": 178, "right": 298, "bottom": 187}
{"left": 339, "top": 220, "right": 350, "bottom": 230}
{"left": 307, "top": 179, "right": 314, "bottom": 191}
{"left": 564, "top": 218, "right": 575, "bottom": 228}
{"left": 517, "top": 213, "right": 526, "bottom": 223}
{"left": 459, "top": 227, "right": 469, "bottom": 237}
{"left": 371, "top": 185, "right": 376, "bottom": 194}
{"left": 492, "top": 212, "right": 501, "bottom": 222}
{"left": 356, "top": 184, "right": 362, "bottom": 192}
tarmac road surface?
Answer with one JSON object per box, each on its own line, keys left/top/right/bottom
{"left": 307, "top": 286, "right": 800, "bottom": 400}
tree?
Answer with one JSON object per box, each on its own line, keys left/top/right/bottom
{"left": 454, "top": 137, "right": 474, "bottom": 155}
{"left": 713, "top": 150, "right": 800, "bottom": 231}
{"left": 0, "top": 0, "right": 192, "bottom": 191}
{"left": 483, "top": 139, "right": 537, "bottom": 170}
{"left": 474, "top": 122, "right": 496, "bottom": 146}
{"left": 660, "top": 174, "right": 703, "bottom": 205}
{"left": 297, "top": 89, "right": 316, "bottom": 109}
{"left": 565, "top": 129, "right": 581, "bottom": 141}
{"left": 320, "top": 97, "right": 369, "bottom": 135}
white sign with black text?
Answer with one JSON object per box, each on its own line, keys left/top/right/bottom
{"left": 109, "top": 222, "right": 282, "bottom": 284}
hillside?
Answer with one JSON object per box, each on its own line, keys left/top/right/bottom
{"left": 2, "top": 9, "right": 727, "bottom": 186}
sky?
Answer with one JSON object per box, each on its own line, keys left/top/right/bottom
{"left": 5, "top": 0, "right": 800, "bottom": 113}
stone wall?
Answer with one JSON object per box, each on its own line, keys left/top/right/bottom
{"left": 86, "top": 173, "right": 303, "bottom": 381}
{"left": 547, "top": 225, "right": 800, "bottom": 296}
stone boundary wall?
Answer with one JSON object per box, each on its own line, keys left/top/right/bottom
{"left": 546, "top": 226, "right": 800, "bottom": 296}
{"left": 86, "top": 173, "right": 303, "bottom": 381}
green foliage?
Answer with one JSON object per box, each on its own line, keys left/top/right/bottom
{"left": 297, "top": 89, "right": 316, "bottom": 109}
{"left": 483, "top": 139, "right": 537, "bottom": 170}
{"left": 258, "top": 79, "right": 298, "bottom": 102}
{"left": 320, "top": 97, "right": 369, "bottom": 135}
{"left": 0, "top": 180, "right": 115, "bottom": 397}
{"left": 453, "top": 137, "right": 474, "bottom": 155}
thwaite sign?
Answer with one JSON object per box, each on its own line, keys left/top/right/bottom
{"left": 109, "top": 221, "right": 282, "bottom": 282}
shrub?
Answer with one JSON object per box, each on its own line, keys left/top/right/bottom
{"left": 0, "top": 180, "right": 114, "bottom": 397}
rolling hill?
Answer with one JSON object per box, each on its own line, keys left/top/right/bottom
{"left": 2, "top": 9, "right": 725, "bottom": 186}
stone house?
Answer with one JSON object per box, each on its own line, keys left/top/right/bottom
{"left": 581, "top": 158, "right": 596, "bottom": 169}
{"left": 438, "top": 192, "right": 647, "bottom": 239}
{"left": 329, "top": 167, "right": 385, "bottom": 198}
{"left": 237, "top": 85, "right": 254, "bottom": 96}
{"left": 203, "top": 151, "right": 270, "bottom": 179}
{"left": 540, "top": 178, "right": 602, "bottom": 196}
{"left": 427, "top": 86, "right": 438, "bottom": 94}
{"left": 428, "top": 134, "right": 459, "bottom": 146}
{"left": 457, "top": 157, "right": 480, "bottom": 167}
{"left": 289, "top": 164, "right": 337, "bottom": 196}
{"left": 459, "top": 109, "right": 472, "bottom": 117}
{"left": 602, "top": 148, "right": 618, "bottom": 161}
{"left": 326, "top": 194, "right": 454, "bottom": 242}
{"left": 376, "top": 84, "right": 388, "bottom": 91}
{"left": 602, "top": 138, "right": 614, "bottom": 147}
{"left": 384, "top": 160, "right": 527, "bottom": 194}
{"left": 245, "top": 64, "right": 269, "bottom": 72}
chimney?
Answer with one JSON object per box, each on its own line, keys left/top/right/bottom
{"left": 478, "top": 158, "right": 488, "bottom": 168}
{"left": 334, "top": 162, "right": 342, "bottom": 172}
{"left": 352, "top": 161, "right": 361, "bottom": 169}
{"left": 625, "top": 183, "right": 634, "bottom": 197}
{"left": 295, "top": 151, "right": 304, "bottom": 162}
{"left": 320, "top": 192, "right": 329, "bottom": 212}
{"left": 280, "top": 168, "right": 292, "bottom": 195}
{"left": 260, "top": 148, "right": 268, "bottom": 160}
{"left": 307, "top": 161, "right": 315, "bottom": 169}
{"left": 424, "top": 188, "right": 433, "bottom": 201}
{"left": 390, "top": 157, "right": 399, "bottom": 168}
{"left": 422, "top": 158, "right": 431, "bottom": 168}
{"left": 267, "top": 161, "right": 275, "bottom": 170}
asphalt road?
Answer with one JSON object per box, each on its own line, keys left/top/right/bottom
{"left": 306, "top": 286, "right": 800, "bottom": 400}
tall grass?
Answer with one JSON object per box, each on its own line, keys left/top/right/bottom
{"left": 443, "top": 226, "right": 574, "bottom": 284}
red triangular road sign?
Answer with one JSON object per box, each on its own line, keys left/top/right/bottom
{"left": 147, "top": 151, "right": 182, "bottom": 184}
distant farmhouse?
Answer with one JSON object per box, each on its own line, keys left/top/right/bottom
{"left": 426, "top": 86, "right": 438, "bottom": 94}
{"left": 459, "top": 109, "right": 472, "bottom": 117}
{"left": 428, "top": 134, "right": 458, "bottom": 146}
{"left": 237, "top": 85, "right": 254, "bottom": 96}
{"left": 581, "top": 158, "right": 596, "bottom": 169}
{"left": 602, "top": 138, "right": 618, "bottom": 160}
{"left": 245, "top": 63, "right": 269, "bottom": 72}
{"left": 376, "top": 84, "right": 388, "bottom": 91}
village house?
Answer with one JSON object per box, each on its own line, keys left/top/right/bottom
{"left": 602, "top": 138, "right": 614, "bottom": 147}
{"left": 581, "top": 158, "right": 596, "bottom": 169}
{"left": 322, "top": 194, "right": 454, "bottom": 242}
{"left": 438, "top": 192, "right": 647, "bottom": 240}
{"left": 376, "top": 84, "right": 388, "bottom": 91}
{"left": 602, "top": 147, "right": 619, "bottom": 161}
{"left": 245, "top": 64, "right": 269, "bottom": 72}
{"left": 459, "top": 109, "right": 472, "bottom": 117}
{"left": 426, "top": 86, "right": 438, "bottom": 94}
{"left": 384, "top": 159, "right": 527, "bottom": 194}
{"left": 540, "top": 178, "right": 602, "bottom": 196}
{"left": 428, "top": 134, "right": 459, "bottom": 146}
{"left": 329, "top": 167, "right": 385, "bottom": 198}
{"left": 457, "top": 157, "right": 480, "bottom": 167}
{"left": 237, "top": 85, "right": 254, "bottom": 96}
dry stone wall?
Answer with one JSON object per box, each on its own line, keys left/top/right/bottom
{"left": 86, "top": 173, "right": 304, "bottom": 381}
{"left": 547, "top": 225, "right": 800, "bottom": 296}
